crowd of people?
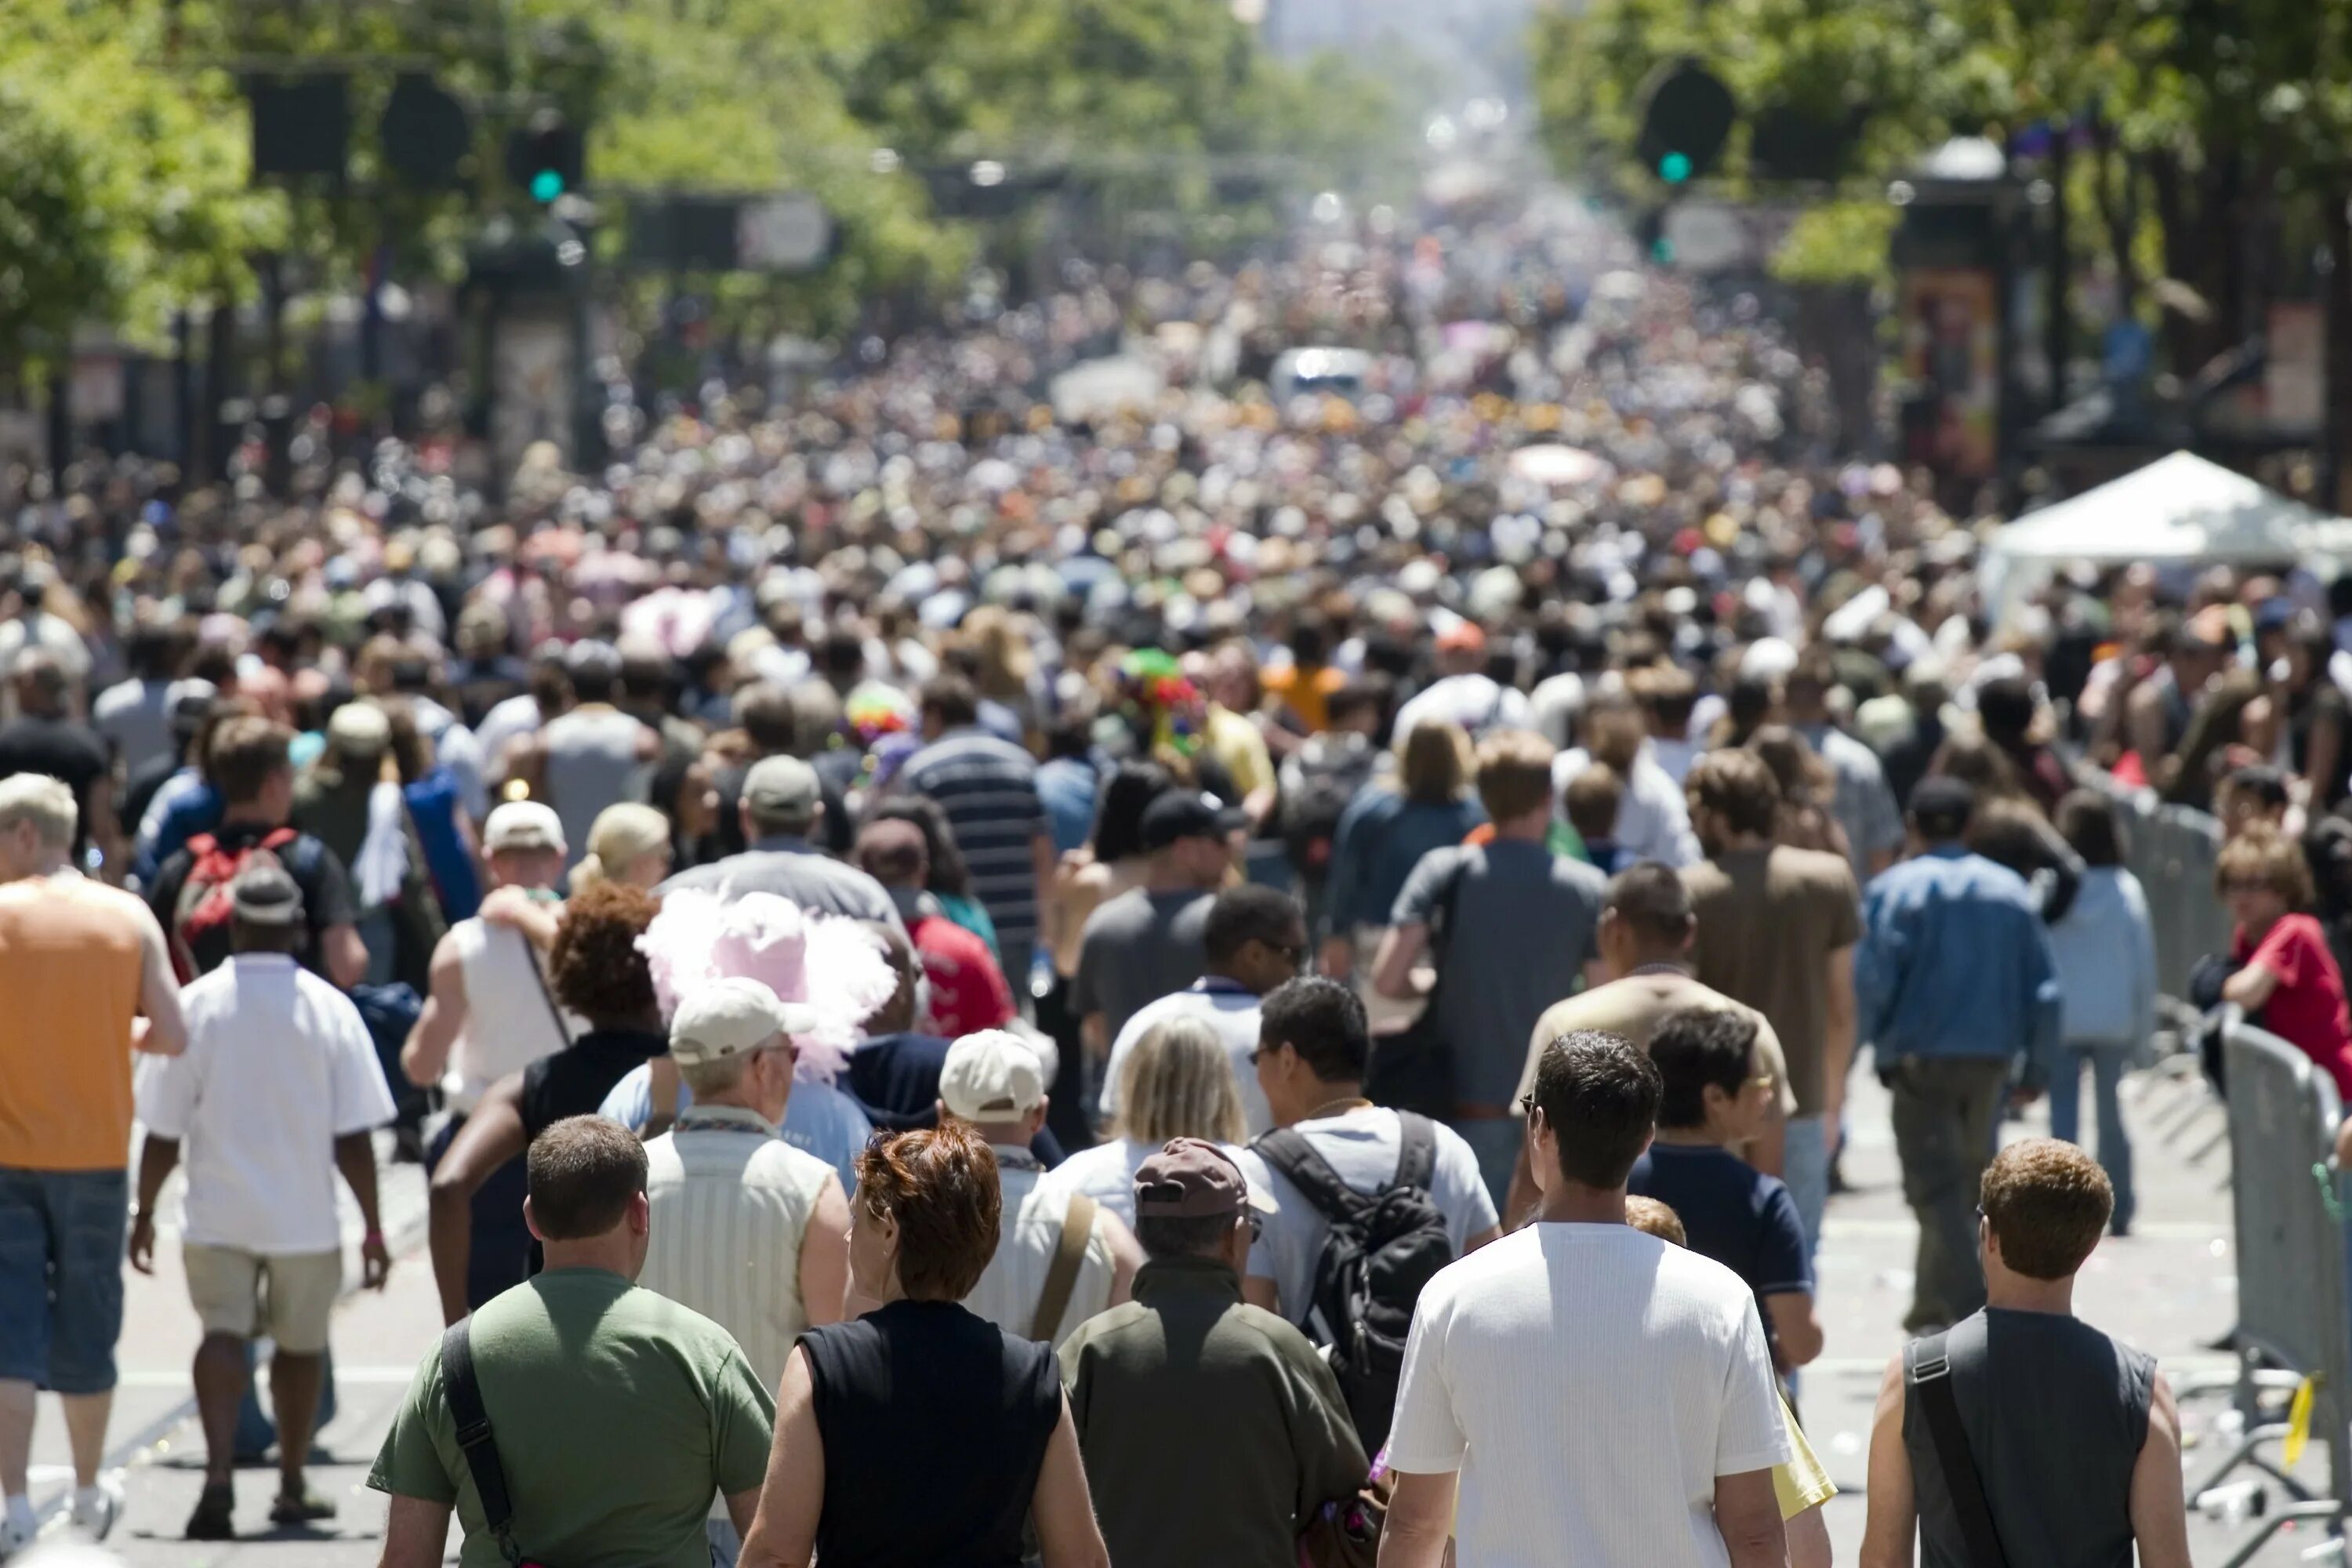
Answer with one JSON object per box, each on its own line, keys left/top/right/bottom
{"left": 0, "top": 200, "right": 2334, "bottom": 1566}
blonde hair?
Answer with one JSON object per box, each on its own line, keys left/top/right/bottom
{"left": 1112, "top": 1014, "right": 1247, "bottom": 1145}
{"left": 2216, "top": 824, "right": 2316, "bottom": 909}
{"left": 0, "top": 773, "right": 76, "bottom": 848}
{"left": 570, "top": 803, "right": 673, "bottom": 893}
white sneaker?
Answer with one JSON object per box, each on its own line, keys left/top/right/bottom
{"left": 70, "top": 1475, "right": 124, "bottom": 1541}
{"left": 0, "top": 1515, "right": 36, "bottom": 1562}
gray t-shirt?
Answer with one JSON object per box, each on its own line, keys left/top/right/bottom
{"left": 1068, "top": 887, "right": 1214, "bottom": 1043}
{"left": 1237, "top": 1109, "right": 1499, "bottom": 1330}
{"left": 1393, "top": 841, "right": 1606, "bottom": 1106}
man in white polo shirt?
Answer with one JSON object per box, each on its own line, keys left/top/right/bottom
{"left": 638, "top": 978, "right": 851, "bottom": 1567}
{"left": 946, "top": 1030, "right": 1142, "bottom": 1348}
{"left": 400, "top": 800, "right": 579, "bottom": 1313}
{"left": 1381, "top": 1030, "right": 1789, "bottom": 1568}
{"left": 130, "top": 864, "right": 396, "bottom": 1542}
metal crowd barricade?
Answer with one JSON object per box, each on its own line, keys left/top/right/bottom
{"left": 2094, "top": 776, "right": 2229, "bottom": 1004}
{"left": 2190, "top": 1021, "right": 2350, "bottom": 1567}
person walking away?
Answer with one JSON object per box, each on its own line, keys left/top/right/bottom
{"left": 0, "top": 775, "right": 185, "bottom": 1553}
{"left": 0, "top": 652, "right": 116, "bottom": 876}
{"left": 129, "top": 865, "right": 394, "bottom": 1538}
{"left": 401, "top": 802, "right": 579, "bottom": 1311}
{"left": 733, "top": 1123, "right": 1111, "bottom": 1568}
{"left": 946, "top": 1031, "right": 1142, "bottom": 1348}
{"left": 1860, "top": 1138, "right": 2192, "bottom": 1568}
{"left": 1044, "top": 760, "right": 1171, "bottom": 1148}
{"left": 1628, "top": 1009, "right": 1821, "bottom": 1372}
{"left": 1274, "top": 681, "right": 1383, "bottom": 938}
{"left": 426, "top": 882, "right": 667, "bottom": 1325}
{"left": 895, "top": 673, "right": 1058, "bottom": 1001}
{"left": 855, "top": 815, "right": 1015, "bottom": 1036}
{"left": 1061, "top": 1139, "right": 1367, "bottom": 1568}
{"left": 1856, "top": 779, "right": 2061, "bottom": 1334}
{"left": 1681, "top": 749, "right": 1859, "bottom": 1259}
{"left": 147, "top": 716, "right": 368, "bottom": 989}
{"left": 92, "top": 618, "right": 193, "bottom": 780}
{"left": 661, "top": 756, "right": 903, "bottom": 930}
{"left": 2216, "top": 825, "right": 2352, "bottom": 1100}
{"left": 1504, "top": 862, "right": 1797, "bottom": 1224}
{"left": 1624, "top": 1196, "right": 1835, "bottom": 1568}
{"left": 638, "top": 979, "right": 852, "bottom": 1567}
{"left": 571, "top": 801, "right": 677, "bottom": 891}
{"left": 372, "top": 1117, "right": 777, "bottom": 1568}
{"left": 2045, "top": 791, "right": 2154, "bottom": 1235}
{"left": 1555, "top": 691, "right": 1700, "bottom": 868}
{"left": 1319, "top": 720, "right": 1482, "bottom": 1025}
{"left": 514, "top": 641, "right": 659, "bottom": 873}
{"left": 1240, "top": 978, "right": 1497, "bottom": 1446}
{"left": 1048, "top": 1016, "right": 1248, "bottom": 1225}
{"left": 1380, "top": 1031, "right": 1791, "bottom": 1568}
{"left": 1783, "top": 650, "right": 1906, "bottom": 882}
{"left": 1069, "top": 790, "right": 1233, "bottom": 1062}
{"left": 1563, "top": 762, "right": 1628, "bottom": 874}
{"left": 1102, "top": 884, "right": 1304, "bottom": 1136}
{"left": 1374, "top": 728, "right": 1607, "bottom": 1206}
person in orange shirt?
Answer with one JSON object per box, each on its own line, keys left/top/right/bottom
{"left": 1262, "top": 612, "right": 1348, "bottom": 735}
{"left": 0, "top": 774, "right": 187, "bottom": 1551}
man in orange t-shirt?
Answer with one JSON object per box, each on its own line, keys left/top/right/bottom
{"left": 0, "top": 774, "right": 185, "bottom": 1549}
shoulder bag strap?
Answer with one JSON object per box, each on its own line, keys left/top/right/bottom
{"left": 516, "top": 925, "right": 572, "bottom": 1051}
{"left": 1392, "top": 1111, "right": 1439, "bottom": 1192}
{"left": 1252, "top": 1127, "right": 1375, "bottom": 1226}
{"left": 439, "top": 1320, "right": 525, "bottom": 1568}
{"left": 1905, "top": 1333, "right": 2012, "bottom": 1568}
{"left": 1032, "top": 1191, "right": 1098, "bottom": 1344}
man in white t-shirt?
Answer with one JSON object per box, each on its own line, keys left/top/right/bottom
{"left": 1236, "top": 978, "right": 1500, "bottom": 1330}
{"left": 130, "top": 865, "right": 397, "bottom": 1541}
{"left": 945, "top": 1029, "right": 1142, "bottom": 1348}
{"left": 1101, "top": 884, "right": 1305, "bottom": 1138}
{"left": 1381, "top": 1029, "right": 1791, "bottom": 1568}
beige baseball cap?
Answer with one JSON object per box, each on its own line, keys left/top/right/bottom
{"left": 483, "top": 800, "right": 566, "bottom": 855}
{"left": 938, "top": 1029, "right": 1047, "bottom": 1120}
{"left": 669, "top": 978, "right": 819, "bottom": 1069}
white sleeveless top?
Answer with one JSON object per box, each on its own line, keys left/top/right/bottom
{"left": 445, "top": 917, "right": 581, "bottom": 1111}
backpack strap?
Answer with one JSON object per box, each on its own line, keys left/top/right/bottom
{"left": 1031, "top": 1192, "right": 1098, "bottom": 1344}
{"left": 1391, "top": 1111, "right": 1439, "bottom": 1192}
{"left": 1904, "top": 1332, "right": 2011, "bottom": 1568}
{"left": 439, "top": 1320, "right": 525, "bottom": 1568}
{"left": 1253, "top": 1127, "right": 1376, "bottom": 1227}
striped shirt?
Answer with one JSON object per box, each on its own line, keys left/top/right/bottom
{"left": 640, "top": 1105, "right": 839, "bottom": 1403}
{"left": 896, "top": 728, "right": 1048, "bottom": 948}
{"left": 964, "top": 1145, "right": 1120, "bottom": 1349}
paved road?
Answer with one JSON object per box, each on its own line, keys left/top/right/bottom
{"left": 13, "top": 1065, "right": 2327, "bottom": 1565}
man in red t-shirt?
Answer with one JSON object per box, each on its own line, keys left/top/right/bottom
{"left": 855, "top": 817, "right": 1015, "bottom": 1036}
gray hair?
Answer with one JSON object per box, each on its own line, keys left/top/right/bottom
{"left": 677, "top": 1051, "right": 758, "bottom": 1100}
{"left": 0, "top": 774, "right": 76, "bottom": 848}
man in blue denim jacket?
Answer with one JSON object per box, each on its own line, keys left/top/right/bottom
{"left": 1857, "top": 777, "right": 2062, "bottom": 1334}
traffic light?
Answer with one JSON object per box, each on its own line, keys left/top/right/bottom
{"left": 1635, "top": 60, "right": 1734, "bottom": 187}
{"left": 505, "top": 110, "right": 585, "bottom": 203}
{"left": 380, "top": 74, "right": 473, "bottom": 188}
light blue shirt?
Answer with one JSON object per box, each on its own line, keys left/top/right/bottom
{"left": 598, "top": 1065, "right": 873, "bottom": 1192}
{"left": 2046, "top": 866, "right": 2158, "bottom": 1047}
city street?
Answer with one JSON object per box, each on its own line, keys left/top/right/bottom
{"left": 13, "top": 1065, "right": 2314, "bottom": 1565}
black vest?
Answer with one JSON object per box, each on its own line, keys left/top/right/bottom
{"left": 1904, "top": 1308, "right": 2154, "bottom": 1568}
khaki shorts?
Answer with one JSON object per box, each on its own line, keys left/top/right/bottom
{"left": 182, "top": 1246, "right": 340, "bottom": 1353}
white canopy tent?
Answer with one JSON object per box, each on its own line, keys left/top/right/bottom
{"left": 1991, "top": 450, "right": 2329, "bottom": 566}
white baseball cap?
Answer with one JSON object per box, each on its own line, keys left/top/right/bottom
{"left": 483, "top": 800, "right": 566, "bottom": 855}
{"left": 669, "top": 978, "right": 818, "bottom": 1069}
{"left": 939, "top": 1029, "right": 1048, "bottom": 1120}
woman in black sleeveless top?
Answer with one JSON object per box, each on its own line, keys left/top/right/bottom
{"left": 423, "top": 882, "right": 667, "bottom": 1323}
{"left": 737, "top": 1123, "right": 1109, "bottom": 1568}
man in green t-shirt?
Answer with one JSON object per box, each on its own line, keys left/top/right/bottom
{"left": 370, "top": 1116, "right": 776, "bottom": 1568}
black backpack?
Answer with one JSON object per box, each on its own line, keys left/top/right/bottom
{"left": 1252, "top": 1112, "right": 1457, "bottom": 1452}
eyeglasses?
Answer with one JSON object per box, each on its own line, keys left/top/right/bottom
{"left": 1246, "top": 1211, "right": 1265, "bottom": 1242}
{"left": 1516, "top": 1092, "right": 1536, "bottom": 1115}
{"left": 1747, "top": 1070, "right": 1777, "bottom": 1092}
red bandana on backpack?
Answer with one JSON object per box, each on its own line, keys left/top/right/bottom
{"left": 170, "top": 827, "right": 299, "bottom": 982}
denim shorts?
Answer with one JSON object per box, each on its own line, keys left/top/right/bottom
{"left": 0, "top": 1167, "right": 129, "bottom": 1395}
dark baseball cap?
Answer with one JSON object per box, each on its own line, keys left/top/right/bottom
{"left": 1139, "top": 790, "right": 1242, "bottom": 853}
{"left": 1133, "top": 1138, "right": 1259, "bottom": 1221}
{"left": 1908, "top": 775, "right": 1976, "bottom": 840}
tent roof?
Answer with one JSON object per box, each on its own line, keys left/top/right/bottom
{"left": 1992, "top": 450, "right": 2332, "bottom": 564}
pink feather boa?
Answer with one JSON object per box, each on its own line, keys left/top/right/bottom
{"left": 636, "top": 889, "right": 898, "bottom": 1083}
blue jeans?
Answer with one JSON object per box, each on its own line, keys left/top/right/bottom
{"left": 2046, "top": 1041, "right": 2136, "bottom": 1229}
{"left": 1781, "top": 1116, "right": 1829, "bottom": 1265}
{"left": 1448, "top": 1118, "right": 1523, "bottom": 1215}
{"left": 0, "top": 1167, "right": 127, "bottom": 1394}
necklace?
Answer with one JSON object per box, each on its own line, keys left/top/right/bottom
{"left": 1301, "top": 1094, "right": 1374, "bottom": 1123}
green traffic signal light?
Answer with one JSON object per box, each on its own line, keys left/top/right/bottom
{"left": 530, "top": 169, "right": 564, "bottom": 202}
{"left": 1659, "top": 151, "right": 1693, "bottom": 183}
